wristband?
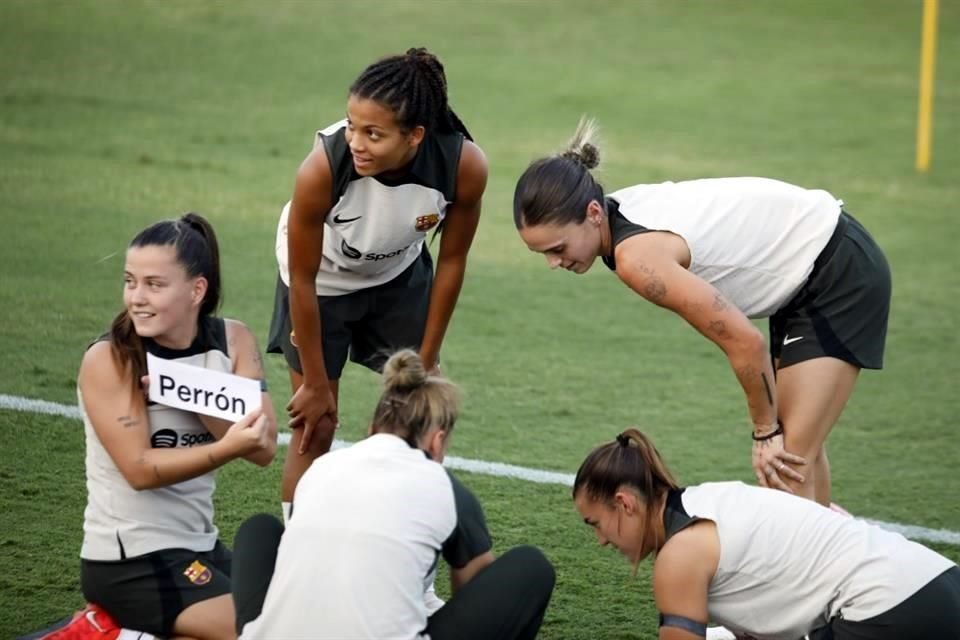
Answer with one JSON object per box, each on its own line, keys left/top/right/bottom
{"left": 752, "top": 423, "right": 783, "bottom": 441}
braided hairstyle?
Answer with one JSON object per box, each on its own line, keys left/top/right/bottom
{"left": 349, "top": 47, "right": 473, "bottom": 141}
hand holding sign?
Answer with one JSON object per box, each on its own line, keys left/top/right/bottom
{"left": 222, "top": 410, "right": 270, "bottom": 458}
{"left": 146, "top": 353, "right": 262, "bottom": 422}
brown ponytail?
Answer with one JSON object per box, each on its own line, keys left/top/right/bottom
{"left": 574, "top": 428, "right": 678, "bottom": 558}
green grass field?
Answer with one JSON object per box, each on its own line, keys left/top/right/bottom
{"left": 2, "top": 1, "right": 958, "bottom": 638}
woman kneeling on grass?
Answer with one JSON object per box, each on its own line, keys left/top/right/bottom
{"left": 66, "top": 213, "right": 277, "bottom": 640}
{"left": 574, "top": 429, "right": 960, "bottom": 640}
{"left": 231, "top": 350, "right": 556, "bottom": 640}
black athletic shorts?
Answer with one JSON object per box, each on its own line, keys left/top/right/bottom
{"left": 811, "top": 565, "right": 960, "bottom": 640}
{"left": 80, "top": 541, "right": 232, "bottom": 638}
{"left": 267, "top": 248, "right": 434, "bottom": 379}
{"left": 769, "top": 211, "right": 891, "bottom": 370}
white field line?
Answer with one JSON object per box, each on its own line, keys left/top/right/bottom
{"left": 4, "top": 393, "right": 959, "bottom": 546}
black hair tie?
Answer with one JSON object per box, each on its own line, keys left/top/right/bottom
{"left": 616, "top": 433, "right": 630, "bottom": 448}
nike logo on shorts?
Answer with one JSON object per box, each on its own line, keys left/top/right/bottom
{"left": 333, "top": 214, "right": 361, "bottom": 223}
{"left": 783, "top": 335, "right": 804, "bottom": 346}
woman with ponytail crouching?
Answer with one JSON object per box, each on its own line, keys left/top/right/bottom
{"left": 232, "top": 350, "right": 555, "bottom": 640}
{"left": 268, "top": 48, "right": 488, "bottom": 523}
{"left": 73, "top": 213, "right": 277, "bottom": 640}
{"left": 573, "top": 430, "right": 960, "bottom": 640}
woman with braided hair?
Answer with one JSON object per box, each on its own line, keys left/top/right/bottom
{"left": 573, "top": 429, "right": 959, "bottom": 639}
{"left": 267, "top": 48, "right": 488, "bottom": 520}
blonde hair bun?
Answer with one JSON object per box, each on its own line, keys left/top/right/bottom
{"left": 382, "top": 349, "right": 428, "bottom": 392}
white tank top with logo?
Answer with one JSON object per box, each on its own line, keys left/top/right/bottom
{"left": 276, "top": 120, "right": 464, "bottom": 296}
{"left": 80, "top": 317, "right": 230, "bottom": 560}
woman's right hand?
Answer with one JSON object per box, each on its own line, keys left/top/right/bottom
{"left": 751, "top": 432, "right": 806, "bottom": 492}
{"left": 286, "top": 383, "right": 338, "bottom": 454}
{"left": 222, "top": 409, "right": 271, "bottom": 458}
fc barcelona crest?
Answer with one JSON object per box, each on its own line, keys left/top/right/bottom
{"left": 183, "top": 560, "right": 212, "bottom": 585}
{"left": 415, "top": 213, "right": 440, "bottom": 232}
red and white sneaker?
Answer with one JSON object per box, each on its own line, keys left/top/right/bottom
{"left": 18, "top": 605, "right": 152, "bottom": 640}
{"left": 41, "top": 604, "right": 122, "bottom": 640}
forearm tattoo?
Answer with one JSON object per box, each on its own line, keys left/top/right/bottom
{"left": 712, "top": 292, "right": 729, "bottom": 312}
{"left": 708, "top": 319, "right": 731, "bottom": 339}
{"left": 761, "top": 372, "right": 774, "bottom": 407}
{"left": 117, "top": 415, "right": 140, "bottom": 429}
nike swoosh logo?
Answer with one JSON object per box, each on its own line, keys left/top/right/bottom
{"left": 85, "top": 610, "right": 106, "bottom": 633}
{"left": 783, "top": 335, "right": 804, "bottom": 346}
{"left": 333, "top": 214, "right": 361, "bottom": 224}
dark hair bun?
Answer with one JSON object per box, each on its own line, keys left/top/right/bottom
{"left": 560, "top": 117, "right": 600, "bottom": 170}
{"left": 406, "top": 47, "right": 432, "bottom": 59}
{"left": 561, "top": 143, "right": 600, "bottom": 170}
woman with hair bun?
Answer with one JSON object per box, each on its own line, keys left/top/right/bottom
{"left": 573, "top": 429, "right": 960, "bottom": 639}
{"left": 513, "top": 119, "right": 892, "bottom": 507}
{"left": 232, "top": 350, "right": 555, "bottom": 640}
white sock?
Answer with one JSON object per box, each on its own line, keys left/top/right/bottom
{"left": 119, "top": 630, "right": 157, "bottom": 640}
{"left": 282, "top": 501, "right": 292, "bottom": 525}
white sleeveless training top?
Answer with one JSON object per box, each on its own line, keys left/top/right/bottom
{"left": 79, "top": 317, "right": 230, "bottom": 560}
{"left": 674, "top": 482, "right": 955, "bottom": 639}
{"left": 606, "top": 177, "right": 841, "bottom": 318}
{"left": 276, "top": 120, "right": 463, "bottom": 297}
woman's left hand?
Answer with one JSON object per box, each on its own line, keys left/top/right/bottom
{"left": 752, "top": 432, "right": 807, "bottom": 491}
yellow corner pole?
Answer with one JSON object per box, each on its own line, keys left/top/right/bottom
{"left": 916, "top": 0, "right": 939, "bottom": 172}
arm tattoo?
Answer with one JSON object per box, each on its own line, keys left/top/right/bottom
{"left": 628, "top": 262, "right": 668, "bottom": 303}
{"left": 712, "top": 292, "right": 729, "bottom": 311}
{"left": 252, "top": 348, "right": 265, "bottom": 376}
{"left": 735, "top": 363, "right": 758, "bottom": 380}
{"left": 709, "top": 319, "right": 731, "bottom": 339}
{"left": 644, "top": 277, "right": 667, "bottom": 302}
{"left": 761, "top": 372, "right": 774, "bottom": 407}
{"left": 117, "top": 415, "right": 140, "bottom": 429}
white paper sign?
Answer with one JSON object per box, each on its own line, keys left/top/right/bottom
{"left": 147, "top": 352, "right": 261, "bottom": 422}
